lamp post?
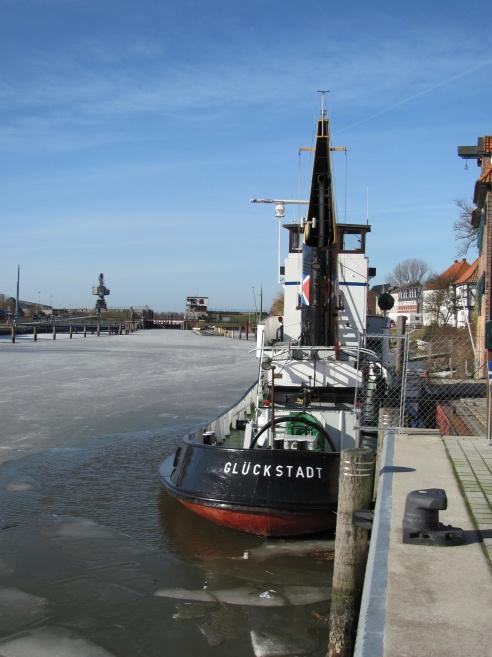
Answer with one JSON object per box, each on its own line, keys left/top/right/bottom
{"left": 14, "top": 265, "right": 20, "bottom": 327}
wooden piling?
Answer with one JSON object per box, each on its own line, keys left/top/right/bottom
{"left": 328, "top": 448, "right": 374, "bottom": 657}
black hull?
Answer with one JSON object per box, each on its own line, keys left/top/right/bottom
{"left": 160, "top": 438, "right": 340, "bottom": 536}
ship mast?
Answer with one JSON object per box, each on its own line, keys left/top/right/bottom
{"left": 301, "top": 93, "right": 338, "bottom": 347}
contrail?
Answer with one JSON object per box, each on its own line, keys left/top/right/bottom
{"left": 337, "top": 59, "right": 492, "bottom": 134}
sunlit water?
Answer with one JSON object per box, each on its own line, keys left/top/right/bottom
{"left": 0, "top": 330, "right": 334, "bottom": 656}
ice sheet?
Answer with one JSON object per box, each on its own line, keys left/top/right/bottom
{"left": 0, "top": 627, "right": 116, "bottom": 657}
{"left": 0, "top": 329, "right": 257, "bottom": 463}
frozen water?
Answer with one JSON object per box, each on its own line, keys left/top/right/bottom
{"left": 0, "top": 627, "right": 116, "bottom": 657}
{"left": 0, "top": 329, "right": 258, "bottom": 463}
{"left": 0, "top": 329, "right": 334, "bottom": 656}
{"left": 250, "top": 628, "right": 319, "bottom": 656}
{"left": 0, "top": 588, "right": 49, "bottom": 632}
{"left": 154, "top": 585, "right": 330, "bottom": 606}
{"left": 245, "top": 538, "right": 335, "bottom": 560}
{"left": 0, "top": 512, "right": 332, "bottom": 656}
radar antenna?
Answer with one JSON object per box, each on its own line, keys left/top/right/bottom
{"left": 317, "top": 90, "right": 329, "bottom": 118}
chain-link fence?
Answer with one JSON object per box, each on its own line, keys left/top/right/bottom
{"left": 355, "top": 328, "right": 487, "bottom": 435}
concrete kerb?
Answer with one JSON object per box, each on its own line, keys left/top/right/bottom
{"left": 354, "top": 430, "right": 395, "bottom": 657}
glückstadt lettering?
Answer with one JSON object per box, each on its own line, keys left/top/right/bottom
{"left": 223, "top": 461, "right": 323, "bottom": 479}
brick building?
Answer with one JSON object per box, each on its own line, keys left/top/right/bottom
{"left": 458, "top": 136, "right": 492, "bottom": 376}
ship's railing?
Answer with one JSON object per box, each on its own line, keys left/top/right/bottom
{"left": 207, "top": 381, "right": 258, "bottom": 440}
{"left": 261, "top": 343, "right": 345, "bottom": 362}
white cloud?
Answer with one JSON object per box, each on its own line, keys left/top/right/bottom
{"left": 1, "top": 27, "right": 490, "bottom": 153}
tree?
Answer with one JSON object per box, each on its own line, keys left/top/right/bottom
{"left": 424, "top": 276, "right": 459, "bottom": 326}
{"left": 453, "top": 198, "right": 478, "bottom": 257}
{"left": 386, "top": 258, "right": 431, "bottom": 287}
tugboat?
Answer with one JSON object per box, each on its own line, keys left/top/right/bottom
{"left": 159, "top": 103, "right": 374, "bottom": 536}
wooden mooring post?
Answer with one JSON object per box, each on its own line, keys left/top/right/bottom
{"left": 328, "top": 448, "right": 374, "bottom": 657}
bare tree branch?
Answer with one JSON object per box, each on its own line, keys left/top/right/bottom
{"left": 386, "top": 258, "right": 431, "bottom": 287}
{"left": 270, "top": 292, "right": 284, "bottom": 315}
{"left": 453, "top": 198, "right": 478, "bottom": 257}
{"left": 424, "top": 275, "right": 459, "bottom": 326}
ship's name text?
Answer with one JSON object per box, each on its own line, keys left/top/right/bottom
{"left": 223, "top": 462, "right": 323, "bottom": 479}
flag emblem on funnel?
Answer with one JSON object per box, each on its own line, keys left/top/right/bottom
{"left": 302, "top": 275, "right": 310, "bottom": 305}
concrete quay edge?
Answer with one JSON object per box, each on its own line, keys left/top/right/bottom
{"left": 354, "top": 430, "right": 492, "bottom": 657}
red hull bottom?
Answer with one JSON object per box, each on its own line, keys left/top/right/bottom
{"left": 178, "top": 499, "right": 335, "bottom": 537}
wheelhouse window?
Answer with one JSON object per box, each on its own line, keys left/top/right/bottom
{"left": 288, "top": 227, "right": 302, "bottom": 253}
{"left": 338, "top": 225, "right": 370, "bottom": 253}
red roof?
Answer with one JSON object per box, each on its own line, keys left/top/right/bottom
{"left": 437, "top": 259, "right": 471, "bottom": 282}
{"left": 454, "top": 258, "right": 479, "bottom": 285}
{"left": 425, "top": 259, "right": 471, "bottom": 290}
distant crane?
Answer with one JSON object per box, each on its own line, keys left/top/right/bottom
{"left": 92, "top": 273, "right": 110, "bottom": 315}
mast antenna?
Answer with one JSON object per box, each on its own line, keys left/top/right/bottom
{"left": 317, "top": 90, "right": 330, "bottom": 118}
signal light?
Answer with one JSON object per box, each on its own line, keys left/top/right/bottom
{"left": 485, "top": 320, "right": 492, "bottom": 350}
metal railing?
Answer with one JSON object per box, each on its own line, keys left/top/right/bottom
{"left": 355, "top": 329, "right": 487, "bottom": 435}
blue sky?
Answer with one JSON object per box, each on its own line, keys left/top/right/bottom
{"left": 1, "top": 0, "right": 491, "bottom": 311}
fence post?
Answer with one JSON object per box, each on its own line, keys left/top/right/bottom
{"left": 373, "top": 407, "right": 400, "bottom": 499}
{"left": 395, "top": 316, "right": 407, "bottom": 376}
{"left": 328, "top": 448, "right": 374, "bottom": 657}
